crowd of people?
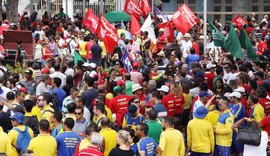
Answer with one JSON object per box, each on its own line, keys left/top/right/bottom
{"left": 1, "top": 7, "right": 270, "bottom": 156}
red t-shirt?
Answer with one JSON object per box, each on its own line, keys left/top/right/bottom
{"left": 161, "top": 94, "right": 175, "bottom": 117}
{"left": 108, "top": 95, "right": 133, "bottom": 126}
{"left": 85, "top": 40, "right": 93, "bottom": 59}
{"left": 192, "top": 42, "right": 200, "bottom": 55}
{"left": 79, "top": 146, "right": 104, "bottom": 156}
{"left": 259, "top": 97, "right": 270, "bottom": 115}
{"left": 204, "top": 72, "right": 215, "bottom": 89}
{"left": 173, "top": 93, "right": 185, "bottom": 114}
{"left": 260, "top": 116, "right": 270, "bottom": 137}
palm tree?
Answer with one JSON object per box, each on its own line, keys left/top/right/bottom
{"left": 6, "top": 0, "right": 19, "bottom": 22}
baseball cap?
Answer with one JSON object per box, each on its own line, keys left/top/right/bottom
{"left": 128, "top": 105, "right": 138, "bottom": 116}
{"left": 229, "top": 92, "right": 241, "bottom": 98}
{"left": 25, "top": 69, "right": 33, "bottom": 75}
{"left": 234, "top": 87, "right": 245, "bottom": 93}
{"left": 199, "top": 91, "right": 210, "bottom": 98}
{"left": 133, "top": 62, "right": 139, "bottom": 67}
{"left": 206, "top": 63, "right": 216, "bottom": 70}
{"left": 82, "top": 62, "right": 91, "bottom": 67}
{"left": 10, "top": 112, "right": 25, "bottom": 124}
{"left": 117, "top": 80, "right": 125, "bottom": 86}
{"left": 157, "top": 85, "right": 170, "bottom": 93}
{"left": 19, "top": 87, "right": 28, "bottom": 94}
{"left": 113, "top": 86, "right": 122, "bottom": 93}
{"left": 194, "top": 106, "right": 208, "bottom": 119}
{"left": 41, "top": 68, "right": 50, "bottom": 74}
{"left": 132, "top": 83, "right": 143, "bottom": 92}
{"left": 89, "top": 63, "right": 97, "bottom": 69}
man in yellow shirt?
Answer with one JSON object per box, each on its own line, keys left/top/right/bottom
{"left": 214, "top": 97, "right": 234, "bottom": 156}
{"left": 39, "top": 93, "right": 54, "bottom": 125}
{"left": 158, "top": 116, "right": 185, "bottom": 156}
{"left": 248, "top": 94, "right": 265, "bottom": 122}
{"left": 8, "top": 112, "right": 34, "bottom": 156}
{"left": 100, "top": 117, "right": 117, "bottom": 156}
{"left": 206, "top": 103, "right": 221, "bottom": 127}
{"left": 187, "top": 106, "right": 215, "bottom": 155}
{"left": 28, "top": 119, "right": 57, "bottom": 156}
{"left": 0, "top": 126, "right": 12, "bottom": 156}
{"left": 93, "top": 103, "right": 107, "bottom": 127}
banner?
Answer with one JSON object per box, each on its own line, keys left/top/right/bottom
{"left": 172, "top": 3, "right": 198, "bottom": 34}
{"left": 159, "top": 21, "right": 174, "bottom": 42}
{"left": 124, "top": 0, "right": 143, "bottom": 19}
{"left": 233, "top": 15, "right": 246, "bottom": 30}
{"left": 121, "top": 48, "right": 133, "bottom": 72}
{"left": 96, "top": 15, "right": 119, "bottom": 54}
{"left": 138, "top": 0, "right": 152, "bottom": 17}
{"left": 140, "top": 15, "right": 157, "bottom": 44}
{"left": 130, "top": 13, "right": 141, "bottom": 35}
{"left": 83, "top": 9, "right": 99, "bottom": 34}
{"left": 74, "top": 51, "right": 85, "bottom": 65}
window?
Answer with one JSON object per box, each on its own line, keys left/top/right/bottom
{"left": 214, "top": 15, "right": 221, "bottom": 20}
{"left": 226, "top": 15, "right": 232, "bottom": 21}
{"left": 214, "top": 6, "right": 221, "bottom": 12}
{"left": 213, "top": 0, "right": 222, "bottom": 4}
{"left": 264, "top": 0, "right": 270, "bottom": 3}
{"left": 226, "top": 7, "right": 232, "bottom": 12}
{"left": 176, "top": 0, "right": 184, "bottom": 4}
{"left": 252, "top": 6, "right": 258, "bottom": 11}
{"left": 264, "top": 6, "right": 270, "bottom": 11}
{"left": 252, "top": 0, "right": 258, "bottom": 3}
{"left": 188, "top": 0, "right": 196, "bottom": 4}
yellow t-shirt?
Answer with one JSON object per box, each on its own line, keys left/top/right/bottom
{"left": 215, "top": 109, "right": 234, "bottom": 147}
{"left": 159, "top": 128, "right": 185, "bottom": 156}
{"left": 93, "top": 107, "right": 114, "bottom": 123}
{"left": 42, "top": 105, "right": 54, "bottom": 128}
{"left": 31, "top": 106, "right": 42, "bottom": 121}
{"left": 183, "top": 93, "right": 192, "bottom": 109}
{"left": 78, "top": 138, "right": 91, "bottom": 152}
{"left": 251, "top": 103, "right": 266, "bottom": 122}
{"left": 100, "top": 128, "right": 118, "bottom": 156}
{"left": 80, "top": 41, "right": 87, "bottom": 59}
{"left": 205, "top": 110, "right": 220, "bottom": 127}
{"left": 187, "top": 118, "right": 215, "bottom": 153}
{"left": 0, "top": 131, "right": 12, "bottom": 156}
{"left": 8, "top": 125, "right": 34, "bottom": 156}
{"left": 28, "top": 133, "right": 57, "bottom": 156}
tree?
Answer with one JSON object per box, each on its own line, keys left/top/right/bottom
{"left": 0, "top": 0, "right": 3, "bottom": 22}
{"left": 6, "top": 0, "right": 19, "bottom": 23}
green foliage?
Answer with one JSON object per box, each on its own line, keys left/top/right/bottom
{"left": 6, "top": 62, "right": 25, "bottom": 75}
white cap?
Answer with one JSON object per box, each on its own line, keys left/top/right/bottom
{"left": 183, "top": 33, "right": 191, "bottom": 38}
{"left": 224, "top": 92, "right": 231, "bottom": 98}
{"left": 82, "top": 62, "right": 91, "bottom": 67}
{"left": 157, "top": 85, "right": 169, "bottom": 93}
{"left": 206, "top": 63, "right": 216, "bottom": 70}
{"left": 158, "top": 50, "right": 165, "bottom": 57}
{"left": 234, "top": 87, "right": 245, "bottom": 93}
{"left": 89, "top": 63, "right": 96, "bottom": 69}
{"left": 229, "top": 92, "right": 241, "bottom": 98}
{"left": 132, "top": 83, "right": 143, "bottom": 92}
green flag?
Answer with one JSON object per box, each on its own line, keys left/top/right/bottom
{"left": 209, "top": 22, "right": 226, "bottom": 47}
{"left": 224, "top": 23, "right": 243, "bottom": 59}
{"left": 74, "top": 51, "right": 85, "bottom": 65}
{"left": 239, "top": 28, "right": 259, "bottom": 61}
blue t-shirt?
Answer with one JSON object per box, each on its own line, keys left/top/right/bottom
{"left": 229, "top": 103, "right": 246, "bottom": 126}
{"left": 50, "top": 88, "right": 67, "bottom": 112}
{"left": 56, "top": 131, "right": 81, "bottom": 156}
{"left": 137, "top": 137, "right": 158, "bottom": 156}
{"left": 153, "top": 102, "right": 167, "bottom": 117}
{"left": 131, "top": 143, "right": 139, "bottom": 156}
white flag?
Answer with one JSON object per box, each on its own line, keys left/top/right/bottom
{"left": 140, "top": 15, "right": 157, "bottom": 44}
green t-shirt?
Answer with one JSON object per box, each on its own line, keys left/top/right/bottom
{"left": 146, "top": 120, "right": 163, "bottom": 144}
{"left": 125, "top": 80, "right": 133, "bottom": 96}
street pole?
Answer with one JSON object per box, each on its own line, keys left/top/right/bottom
{"left": 66, "top": 0, "right": 68, "bottom": 19}
{"left": 152, "top": 0, "right": 154, "bottom": 14}
{"left": 30, "top": 0, "right": 34, "bottom": 15}
{"left": 41, "top": 0, "right": 43, "bottom": 16}
{"left": 100, "top": 0, "right": 104, "bottom": 16}
{"left": 203, "top": 0, "right": 207, "bottom": 54}
{"left": 83, "top": 0, "right": 86, "bottom": 18}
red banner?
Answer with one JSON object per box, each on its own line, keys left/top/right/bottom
{"left": 172, "top": 3, "right": 198, "bottom": 34}
{"left": 233, "top": 15, "right": 246, "bottom": 29}
{"left": 96, "top": 15, "right": 119, "bottom": 54}
{"left": 83, "top": 9, "right": 99, "bottom": 34}
{"left": 159, "top": 21, "right": 174, "bottom": 42}
{"left": 138, "top": 0, "right": 152, "bottom": 18}
{"left": 130, "top": 14, "right": 141, "bottom": 35}
{"left": 124, "top": 0, "right": 143, "bottom": 19}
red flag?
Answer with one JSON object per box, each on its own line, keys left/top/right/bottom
{"left": 233, "top": 15, "right": 246, "bottom": 29}
{"left": 96, "top": 15, "right": 119, "bottom": 54}
{"left": 130, "top": 14, "right": 141, "bottom": 35}
{"left": 124, "top": 0, "right": 143, "bottom": 19}
{"left": 138, "top": 0, "right": 152, "bottom": 18}
{"left": 159, "top": 21, "right": 174, "bottom": 42}
{"left": 83, "top": 9, "right": 99, "bottom": 34}
{"left": 172, "top": 3, "right": 198, "bottom": 34}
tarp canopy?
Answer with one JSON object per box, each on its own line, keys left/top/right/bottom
{"left": 104, "top": 11, "right": 144, "bottom": 23}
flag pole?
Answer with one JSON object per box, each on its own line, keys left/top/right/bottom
{"left": 152, "top": 0, "right": 154, "bottom": 14}
{"left": 203, "top": 0, "right": 207, "bottom": 54}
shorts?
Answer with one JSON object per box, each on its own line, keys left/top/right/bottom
{"left": 214, "top": 145, "right": 230, "bottom": 156}
{"left": 190, "top": 151, "right": 211, "bottom": 156}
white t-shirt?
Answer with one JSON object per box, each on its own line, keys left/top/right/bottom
{"left": 65, "top": 68, "right": 74, "bottom": 77}
{"left": 36, "top": 82, "right": 50, "bottom": 96}
{"left": 243, "top": 131, "right": 268, "bottom": 156}
{"left": 50, "top": 71, "right": 67, "bottom": 88}
{"left": 34, "top": 44, "right": 42, "bottom": 62}
{"left": 180, "top": 40, "right": 192, "bottom": 58}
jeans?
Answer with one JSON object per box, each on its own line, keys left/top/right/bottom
{"left": 190, "top": 151, "right": 211, "bottom": 156}
{"left": 214, "top": 145, "right": 230, "bottom": 156}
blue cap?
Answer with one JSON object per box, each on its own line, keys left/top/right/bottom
{"left": 128, "top": 105, "right": 138, "bottom": 116}
{"left": 10, "top": 112, "right": 25, "bottom": 124}
{"left": 199, "top": 91, "right": 210, "bottom": 98}
{"left": 194, "top": 106, "right": 209, "bottom": 118}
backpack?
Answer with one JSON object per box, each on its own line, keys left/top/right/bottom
{"left": 51, "top": 90, "right": 58, "bottom": 110}
{"left": 25, "top": 116, "right": 39, "bottom": 136}
{"left": 13, "top": 126, "right": 31, "bottom": 153}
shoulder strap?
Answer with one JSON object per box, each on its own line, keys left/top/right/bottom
{"left": 42, "top": 109, "right": 54, "bottom": 115}
{"left": 96, "top": 117, "right": 104, "bottom": 125}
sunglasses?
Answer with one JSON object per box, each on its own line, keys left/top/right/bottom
{"left": 134, "top": 101, "right": 140, "bottom": 103}
{"left": 37, "top": 99, "right": 44, "bottom": 102}
{"left": 75, "top": 113, "right": 82, "bottom": 115}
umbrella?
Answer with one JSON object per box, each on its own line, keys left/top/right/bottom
{"left": 105, "top": 11, "right": 144, "bottom": 23}
{"left": 105, "top": 11, "right": 131, "bottom": 23}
